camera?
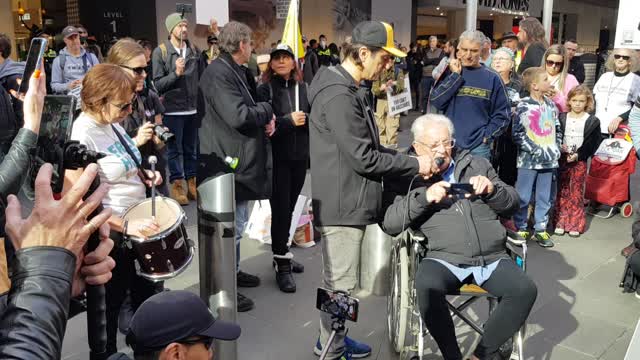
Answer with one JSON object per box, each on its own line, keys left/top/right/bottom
{"left": 153, "top": 124, "right": 175, "bottom": 143}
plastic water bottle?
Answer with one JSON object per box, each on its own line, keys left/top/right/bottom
{"left": 224, "top": 156, "right": 239, "bottom": 170}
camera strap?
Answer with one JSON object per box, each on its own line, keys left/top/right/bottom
{"left": 110, "top": 124, "right": 151, "bottom": 181}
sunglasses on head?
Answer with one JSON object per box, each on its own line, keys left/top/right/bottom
{"left": 614, "top": 54, "right": 631, "bottom": 61}
{"left": 545, "top": 60, "right": 564, "bottom": 68}
{"left": 120, "top": 65, "right": 146, "bottom": 75}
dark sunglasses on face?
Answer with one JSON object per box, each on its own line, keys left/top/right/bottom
{"left": 111, "top": 95, "right": 136, "bottom": 112}
{"left": 120, "top": 65, "right": 146, "bottom": 75}
{"left": 614, "top": 54, "right": 631, "bottom": 61}
{"left": 545, "top": 60, "right": 564, "bottom": 68}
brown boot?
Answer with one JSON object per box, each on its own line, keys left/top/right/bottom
{"left": 170, "top": 180, "right": 189, "bottom": 205}
{"left": 187, "top": 177, "right": 197, "bottom": 201}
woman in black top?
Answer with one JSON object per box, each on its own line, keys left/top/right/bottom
{"left": 257, "top": 44, "right": 310, "bottom": 293}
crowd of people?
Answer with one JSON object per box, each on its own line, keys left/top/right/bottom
{"left": 0, "top": 10, "right": 640, "bottom": 360}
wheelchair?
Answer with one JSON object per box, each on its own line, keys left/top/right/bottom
{"left": 387, "top": 228, "right": 528, "bottom": 360}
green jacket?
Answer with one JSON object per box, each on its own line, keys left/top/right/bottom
{"left": 372, "top": 67, "right": 405, "bottom": 99}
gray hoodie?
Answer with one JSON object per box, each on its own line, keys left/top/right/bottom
{"left": 51, "top": 47, "right": 99, "bottom": 94}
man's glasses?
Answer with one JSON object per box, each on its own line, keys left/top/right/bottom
{"left": 614, "top": 54, "right": 631, "bottom": 61}
{"left": 120, "top": 65, "right": 146, "bottom": 76}
{"left": 418, "top": 139, "right": 456, "bottom": 151}
{"left": 178, "top": 336, "right": 214, "bottom": 350}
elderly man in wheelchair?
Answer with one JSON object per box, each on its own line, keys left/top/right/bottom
{"left": 382, "top": 114, "right": 537, "bottom": 360}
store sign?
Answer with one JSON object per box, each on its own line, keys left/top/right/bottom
{"left": 276, "top": 0, "right": 291, "bottom": 19}
{"left": 614, "top": 0, "right": 640, "bottom": 49}
{"left": 440, "top": 0, "right": 542, "bottom": 17}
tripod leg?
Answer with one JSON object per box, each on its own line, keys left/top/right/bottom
{"left": 319, "top": 330, "right": 338, "bottom": 360}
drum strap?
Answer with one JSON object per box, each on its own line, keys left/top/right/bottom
{"left": 110, "top": 125, "right": 151, "bottom": 182}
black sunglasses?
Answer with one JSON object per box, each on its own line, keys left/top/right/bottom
{"left": 120, "top": 64, "right": 146, "bottom": 75}
{"left": 545, "top": 59, "right": 564, "bottom": 68}
{"left": 614, "top": 54, "right": 631, "bottom": 61}
{"left": 110, "top": 95, "right": 136, "bottom": 112}
{"left": 178, "top": 336, "right": 214, "bottom": 350}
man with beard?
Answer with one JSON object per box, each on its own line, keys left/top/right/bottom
{"left": 152, "top": 13, "right": 202, "bottom": 205}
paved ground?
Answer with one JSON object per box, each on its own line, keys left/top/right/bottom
{"left": 61, "top": 111, "right": 640, "bottom": 359}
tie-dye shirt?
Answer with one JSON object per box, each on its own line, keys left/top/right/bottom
{"left": 512, "top": 96, "right": 562, "bottom": 169}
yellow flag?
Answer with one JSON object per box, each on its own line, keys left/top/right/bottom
{"left": 282, "top": 0, "right": 305, "bottom": 59}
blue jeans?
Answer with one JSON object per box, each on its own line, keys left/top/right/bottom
{"left": 163, "top": 114, "right": 198, "bottom": 182}
{"left": 421, "top": 76, "right": 435, "bottom": 112}
{"left": 470, "top": 142, "right": 493, "bottom": 162}
{"left": 234, "top": 200, "right": 249, "bottom": 272}
{"left": 514, "top": 168, "right": 555, "bottom": 232}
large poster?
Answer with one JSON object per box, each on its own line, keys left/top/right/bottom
{"left": 333, "top": 0, "right": 371, "bottom": 43}
{"left": 614, "top": 0, "right": 640, "bottom": 49}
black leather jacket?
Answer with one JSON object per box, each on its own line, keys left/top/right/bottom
{"left": 0, "top": 246, "right": 76, "bottom": 359}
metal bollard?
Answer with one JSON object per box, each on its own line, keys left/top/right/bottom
{"left": 359, "top": 224, "right": 393, "bottom": 296}
{"left": 197, "top": 173, "right": 237, "bottom": 360}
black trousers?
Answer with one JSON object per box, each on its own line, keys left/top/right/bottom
{"left": 269, "top": 158, "right": 307, "bottom": 256}
{"left": 105, "top": 231, "right": 163, "bottom": 354}
{"left": 415, "top": 258, "right": 537, "bottom": 360}
{"left": 629, "top": 251, "right": 640, "bottom": 276}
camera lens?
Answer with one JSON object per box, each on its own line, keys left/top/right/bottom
{"left": 153, "top": 124, "right": 175, "bottom": 143}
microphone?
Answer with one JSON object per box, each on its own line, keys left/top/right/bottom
{"left": 149, "top": 156, "right": 158, "bottom": 219}
{"left": 435, "top": 157, "right": 445, "bottom": 168}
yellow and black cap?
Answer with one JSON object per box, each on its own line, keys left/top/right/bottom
{"left": 352, "top": 21, "right": 406, "bottom": 58}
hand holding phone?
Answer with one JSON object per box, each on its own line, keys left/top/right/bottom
{"left": 18, "top": 38, "right": 47, "bottom": 95}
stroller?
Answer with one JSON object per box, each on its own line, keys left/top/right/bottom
{"left": 585, "top": 126, "right": 636, "bottom": 219}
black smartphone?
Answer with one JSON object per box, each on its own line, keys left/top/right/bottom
{"left": 17, "top": 37, "right": 47, "bottom": 95}
{"left": 316, "top": 288, "right": 359, "bottom": 322}
{"left": 449, "top": 183, "right": 475, "bottom": 194}
{"left": 31, "top": 96, "right": 76, "bottom": 193}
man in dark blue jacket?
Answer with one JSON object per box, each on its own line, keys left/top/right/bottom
{"left": 430, "top": 30, "right": 510, "bottom": 161}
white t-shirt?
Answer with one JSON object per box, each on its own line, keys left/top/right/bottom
{"left": 593, "top": 72, "right": 640, "bottom": 134}
{"left": 71, "top": 113, "right": 146, "bottom": 217}
{"left": 563, "top": 112, "right": 588, "bottom": 151}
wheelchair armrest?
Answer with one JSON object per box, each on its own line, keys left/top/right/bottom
{"left": 407, "top": 228, "right": 426, "bottom": 242}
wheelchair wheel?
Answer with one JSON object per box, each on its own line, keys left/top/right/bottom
{"left": 387, "top": 242, "right": 410, "bottom": 353}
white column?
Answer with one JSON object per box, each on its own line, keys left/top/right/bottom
{"left": 371, "top": 0, "right": 414, "bottom": 46}
{"left": 466, "top": 0, "right": 478, "bottom": 31}
{"left": 543, "top": 0, "right": 554, "bottom": 43}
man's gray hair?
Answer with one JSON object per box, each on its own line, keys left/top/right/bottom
{"left": 458, "top": 30, "right": 486, "bottom": 46}
{"left": 218, "top": 21, "right": 252, "bottom": 54}
{"left": 411, "top": 114, "right": 455, "bottom": 140}
{"left": 429, "top": 35, "right": 438, "bottom": 42}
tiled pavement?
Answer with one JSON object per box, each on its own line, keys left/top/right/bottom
{"left": 62, "top": 112, "right": 640, "bottom": 359}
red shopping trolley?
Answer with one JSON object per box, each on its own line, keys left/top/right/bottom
{"left": 585, "top": 126, "right": 636, "bottom": 219}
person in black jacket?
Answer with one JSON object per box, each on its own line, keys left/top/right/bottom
{"left": 517, "top": 17, "right": 548, "bottom": 75}
{"left": 152, "top": 13, "right": 203, "bottom": 205}
{"left": 302, "top": 36, "right": 319, "bottom": 84}
{"left": 382, "top": 114, "right": 537, "bottom": 360}
{"left": 257, "top": 44, "right": 309, "bottom": 293}
{"left": 198, "top": 21, "right": 275, "bottom": 313}
{"left": 564, "top": 39, "right": 586, "bottom": 84}
{"left": 308, "top": 21, "right": 436, "bottom": 359}
{"left": 0, "top": 162, "right": 115, "bottom": 359}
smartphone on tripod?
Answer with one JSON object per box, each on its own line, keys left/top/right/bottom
{"left": 316, "top": 288, "right": 360, "bottom": 322}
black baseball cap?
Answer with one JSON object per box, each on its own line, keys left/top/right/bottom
{"left": 126, "top": 290, "right": 241, "bottom": 353}
{"left": 270, "top": 43, "right": 294, "bottom": 58}
{"left": 352, "top": 21, "right": 406, "bottom": 58}
{"left": 499, "top": 31, "right": 518, "bottom": 42}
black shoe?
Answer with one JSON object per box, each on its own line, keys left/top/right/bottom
{"left": 274, "top": 259, "right": 296, "bottom": 293}
{"left": 237, "top": 270, "right": 261, "bottom": 287}
{"left": 291, "top": 259, "right": 305, "bottom": 273}
{"left": 534, "top": 231, "right": 555, "bottom": 248}
{"left": 237, "top": 292, "right": 254, "bottom": 312}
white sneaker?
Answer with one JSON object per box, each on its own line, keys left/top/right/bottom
{"left": 554, "top": 228, "right": 565, "bottom": 235}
